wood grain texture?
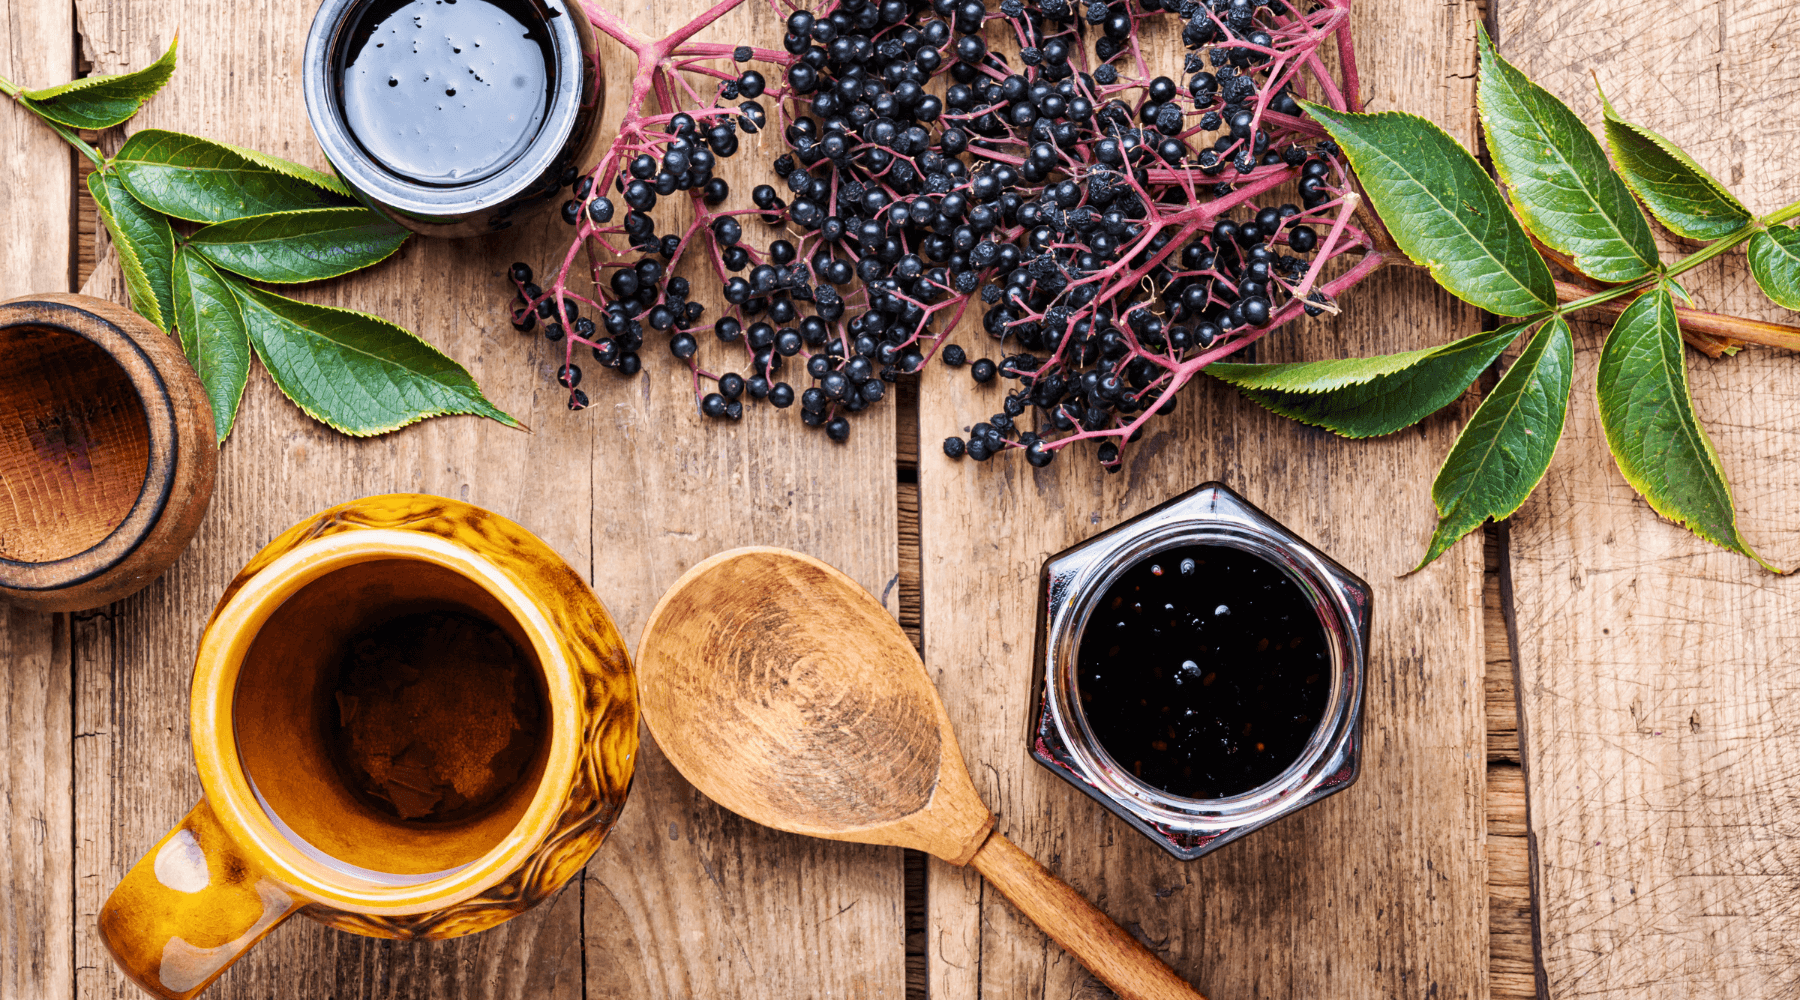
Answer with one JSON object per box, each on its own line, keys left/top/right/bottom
{"left": 0, "top": 1, "right": 75, "bottom": 996}
{"left": 558, "top": 0, "right": 906, "bottom": 994}
{"left": 0, "top": 294, "right": 217, "bottom": 612}
{"left": 916, "top": 1, "right": 1492, "bottom": 995}
{"left": 0, "top": 605, "right": 71, "bottom": 1000}
{"left": 1497, "top": 1, "right": 1800, "bottom": 997}
{"left": 1483, "top": 526, "right": 1537, "bottom": 1000}
{"left": 967, "top": 833, "right": 1205, "bottom": 1000}
{"left": 68, "top": 3, "right": 903, "bottom": 999}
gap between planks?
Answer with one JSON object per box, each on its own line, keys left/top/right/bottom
{"left": 73, "top": 125, "right": 1531, "bottom": 1000}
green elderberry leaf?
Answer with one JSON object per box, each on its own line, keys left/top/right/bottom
{"left": 229, "top": 285, "right": 522, "bottom": 436}
{"left": 1597, "top": 86, "right": 1752, "bottom": 241}
{"left": 88, "top": 170, "right": 176, "bottom": 332}
{"left": 1415, "top": 317, "right": 1572, "bottom": 570}
{"left": 1748, "top": 225, "right": 1800, "bottom": 311}
{"left": 1597, "top": 285, "right": 1774, "bottom": 570}
{"left": 112, "top": 129, "right": 354, "bottom": 222}
{"left": 1302, "top": 101, "right": 1556, "bottom": 317}
{"left": 1209, "top": 321, "right": 1533, "bottom": 438}
{"left": 172, "top": 248, "right": 252, "bottom": 443}
{"left": 1476, "top": 29, "right": 1658, "bottom": 283}
{"left": 189, "top": 208, "right": 408, "bottom": 283}
{"left": 20, "top": 35, "right": 177, "bottom": 129}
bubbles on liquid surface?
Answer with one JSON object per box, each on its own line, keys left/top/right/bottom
{"left": 340, "top": 0, "right": 550, "bottom": 184}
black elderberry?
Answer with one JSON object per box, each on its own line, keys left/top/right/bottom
{"left": 701, "top": 392, "right": 728, "bottom": 418}
{"left": 670, "top": 333, "right": 699, "bottom": 359}
{"left": 944, "top": 436, "right": 967, "bottom": 458}
{"left": 970, "top": 358, "right": 997, "bottom": 383}
{"left": 769, "top": 382, "right": 796, "bottom": 408}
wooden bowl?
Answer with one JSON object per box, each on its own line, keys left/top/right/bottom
{"left": 0, "top": 293, "right": 216, "bottom": 612}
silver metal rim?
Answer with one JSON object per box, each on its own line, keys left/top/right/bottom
{"left": 1042, "top": 490, "right": 1367, "bottom": 833}
{"left": 302, "top": 0, "right": 586, "bottom": 218}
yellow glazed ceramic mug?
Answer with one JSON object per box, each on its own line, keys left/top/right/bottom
{"left": 97, "top": 495, "right": 638, "bottom": 999}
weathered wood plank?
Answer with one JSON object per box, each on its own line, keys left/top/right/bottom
{"left": 69, "top": 1, "right": 903, "bottom": 997}
{"left": 0, "top": 3, "right": 76, "bottom": 998}
{"left": 0, "top": 607, "right": 71, "bottom": 1000}
{"left": 916, "top": 0, "right": 1492, "bottom": 994}
{"left": 67, "top": 3, "right": 590, "bottom": 997}
{"left": 565, "top": 0, "right": 905, "bottom": 995}
{"left": 1498, "top": 1, "right": 1800, "bottom": 996}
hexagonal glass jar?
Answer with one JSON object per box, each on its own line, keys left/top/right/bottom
{"left": 1028, "top": 482, "right": 1371, "bottom": 861}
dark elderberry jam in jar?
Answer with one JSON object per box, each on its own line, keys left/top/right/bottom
{"left": 337, "top": 0, "right": 553, "bottom": 186}
{"left": 1030, "top": 482, "right": 1370, "bottom": 861}
{"left": 1076, "top": 544, "right": 1330, "bottom": 800}
{"left": 304, "top": 0, "right": 603, "bottom": 236}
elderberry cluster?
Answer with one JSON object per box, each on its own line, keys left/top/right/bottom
{"left": 511, "top": 0, "right": 1370, "bottom": 465}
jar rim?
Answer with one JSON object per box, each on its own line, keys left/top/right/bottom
{"left": 1039, "top": 483, "right": 1368, "bottom": 837}
{"left": 302, "top": 0, "right": 590, "bottom": 219}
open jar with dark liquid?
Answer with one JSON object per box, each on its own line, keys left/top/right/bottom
{"left": 303, "top": 0, "right": 603, "bottom": 236}
{"left": 1029, "top": 482, "right": 1371, "bottom": 860}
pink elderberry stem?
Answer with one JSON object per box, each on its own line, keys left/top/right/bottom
{"left": 578, "top": 0, "right": 651, "bottom": 53}
{"left": 1330, "top": 0, "right": 1363, "bottom": 111}
{"left": 653, "top": 0, "right": 754, "bottom": 58}
{"left": 1289, "top": 191, "right": 1362, "bottom": 303}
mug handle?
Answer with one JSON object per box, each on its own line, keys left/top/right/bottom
{"left": 98, "top": 800, "right": 304, "bottom": 999}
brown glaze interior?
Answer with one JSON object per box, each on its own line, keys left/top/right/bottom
{"left": 233, "top": 558, "right": 552, "bottom": 877}
{"left": 0, "top": 325, "right": 150, "bottom": 564}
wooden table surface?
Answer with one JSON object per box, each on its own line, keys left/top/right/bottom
{"left": 0, "top": 0, "right": 1793, "bottom": 996}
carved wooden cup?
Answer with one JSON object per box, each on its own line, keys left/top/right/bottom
{"left": 97, "top": 495, "right": 637, "bottom": 999}
{"left": 0, "top": 293, "right": 216, "bottom": 611}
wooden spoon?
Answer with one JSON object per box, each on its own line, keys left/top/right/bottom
{"left": 637, "top": 547, "right": 1207, "bottom": 1000}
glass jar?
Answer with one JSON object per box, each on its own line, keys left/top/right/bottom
{"left": 1029, "top": 481, "right": 1371, "bottom": 860}
{"left": 303, "top": 0, "right": 605, "bottom": 237}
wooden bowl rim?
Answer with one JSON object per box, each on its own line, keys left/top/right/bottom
{"left": 0, "top": 298, "right": 179, "bottom": 592}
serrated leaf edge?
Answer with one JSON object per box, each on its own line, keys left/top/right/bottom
{"left": 112, "top": 129, "right": 354, "bottom": 219}
{"left": 1748, "top": 227, "right": 1800, "bottom": 311}
{"left": 1596, "top": 84, "right": 1752, "bottom": 241}
{"left": 188, "top": 207, "right": 408, "bottom": 283}
{"left": 214, "top": 140, "right": 354, "bottom": 198}
{"left": 1597, "top": 286, "right": 1779, "bottom": 572}
{"left": 19, "top": 36, "right": 177, "bottom": 128}
{"left": 229, "top": 285, "right": 523, "bottom": 436}
{"left": 172, "top": 249, "right": 252, "bottom": 443}
{"left": 1301, "top": 101, "right": 1557, "bottom": 317}
{"left": 1209, "top": 322, "right": 1529, "bottom": 395}
{"left": 1413, "top": 317, "right": 1571, "bottom": 571}
{"left": 88, "top": 171, "right": 167, "bottom": 332}
{"left": 1475, "top": 29, "right": 1659, "bottom": 283}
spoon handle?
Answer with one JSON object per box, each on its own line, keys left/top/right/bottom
{"left": 969, "top": 830, "right": 1207, "bottom": 1000}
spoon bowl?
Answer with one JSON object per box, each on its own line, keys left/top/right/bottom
{"left": 638, "top": 547, "right": 1207, "bottom": 1000}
